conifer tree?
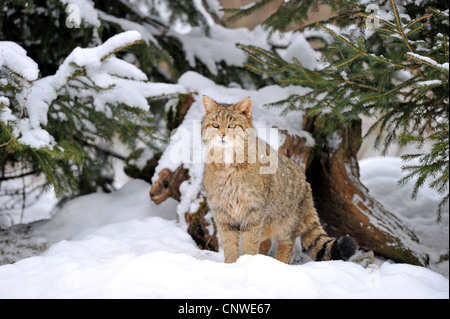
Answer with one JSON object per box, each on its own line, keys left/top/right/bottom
{"left": 233, "top": 0, "right": 449, "bottom": 221}
{"left": 1, "top": 0, "right": 260, "bottom": 221}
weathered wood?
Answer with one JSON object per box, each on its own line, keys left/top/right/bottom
{"left": 149, "top": 166, "right": 189, "bottom": 204}
{"left": 124, "top": 150, "right": 161, "bottom": 183}
{"left": 278, "top": 129, "right": 311, "bottom": 172}
{"left": 306, "top": 120, "right": 425, "bottom": 265}
{"left": 185, "top": 198, "right": 219, "bottom": 251}
{"left": 166, "top": 94, "right": 195, "bottom": 131}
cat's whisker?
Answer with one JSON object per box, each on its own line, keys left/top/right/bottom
{"left": 202, "top": 139, "right": 216, "bottom": 150}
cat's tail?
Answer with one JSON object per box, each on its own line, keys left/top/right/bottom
{"left": 313, "top": 235, "right": 357, "bottom": 261}
{"left": 299, "top": 211, "right": 357, "bottom": 261}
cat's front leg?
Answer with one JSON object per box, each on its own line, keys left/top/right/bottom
{"left": 241, "top": 223, "right": 263, "bottom": 257}
{"left": 217, "top": 222, "right": 240, "bottom": 263}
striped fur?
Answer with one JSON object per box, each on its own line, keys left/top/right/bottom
{"left": 202, "top": 96, "right": 357, "bottom": 264}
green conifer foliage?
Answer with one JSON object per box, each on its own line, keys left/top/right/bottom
{"left": 235, "top": 0, "right": 449, "bottom": 220}
{"left": 0, "top": 0, "right": 267, "bottom": 219}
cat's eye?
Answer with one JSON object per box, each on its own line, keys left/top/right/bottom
{"left": 228, "top": 123, "right": 236, "bottom": 129}
{"left": 212, "top": 123, "right": 219, "bottom": 128}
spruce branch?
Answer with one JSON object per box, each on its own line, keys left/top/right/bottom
{"left": 224, "top": 0, "right": 278, "bottom": 25}
{"left": 236, "top": 0, "right": 449, "bottom": 220}
{"left": 0, "top": 121, "right": 18, "bottom": 148}
{"left": 404, "top": 13, "right": 433, "bottom": 30}
{"left": 100, "top": 39, "right": 143, "bottom": 62}
{"left": 317, "top": 23, "right": 406, "bottom": 68}
{"left": 390, "top": 0, "right": 412, "bottom": 51}
{"left": 406, "top": 52, "right": 449, "bottom": 74}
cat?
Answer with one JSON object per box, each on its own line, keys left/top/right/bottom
{"left": 201, "top": 95, "right": 357, "bottom": 264}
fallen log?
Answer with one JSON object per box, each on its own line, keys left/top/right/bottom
{"left": 306, "top": 121, "right": 425, "bottom": 265}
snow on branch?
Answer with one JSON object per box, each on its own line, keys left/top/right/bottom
{"left": 60, "top": 0, "right": 101, "bottom": 28}
{"left": 407, "top": 52, "right": 450, "bottom": 73}
{"left": 2, "top": 31, "right": 186, "bottom": 149}
{"left": 97, "top": 11, "right": 160, "bottom": 46}
{"left": 0, "top": 41, "right": 41, "bottom": 146}
{"left": 175, "top": 25, "right": 269, "bottom": 76}
{"left": 0, "top": 42, "right": 39, "bottom": 82}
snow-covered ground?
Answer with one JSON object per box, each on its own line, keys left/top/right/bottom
{"left": 0, "top": 157, "right": 448, "bottom": 299}
{"left": 1, "top": 0, "right": 447, "bottom": 300}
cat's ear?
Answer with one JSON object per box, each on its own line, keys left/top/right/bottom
{"left": 236, "top": 97, "right": 252, "bottom": 118}
{"left": 202, "top": 95, "right": 218, "bottom": 115}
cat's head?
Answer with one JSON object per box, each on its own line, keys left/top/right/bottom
{"left": 201, "top": 96, "right": 254, "bottom": 150}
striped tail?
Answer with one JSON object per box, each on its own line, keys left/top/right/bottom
{"left": 297, "top": 185, "right": 357, "bottom": 261}
{"left": 312, "top": 235, "right": 357, "bottom": 261}
{"left": 300, "top": 214, "right": 357, "bottom": 261}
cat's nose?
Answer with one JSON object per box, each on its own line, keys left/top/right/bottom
{"left": 219, "top": 131, "right": 225, "bottom": 138}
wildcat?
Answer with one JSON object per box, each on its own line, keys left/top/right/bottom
{"left": 201, "top": 95, "right": 357, "bottom": 264}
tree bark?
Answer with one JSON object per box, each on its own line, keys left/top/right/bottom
{"left": 185, "top": 197, "right": 219, "bottom": 251}
{"left": 150, "top": 166, "right": 189, "bottom": 204}
{"left": 306, "top": 120, "right": 425, "bottom": 265}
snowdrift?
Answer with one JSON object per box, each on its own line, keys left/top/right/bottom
{"left": 0, "top": 157, "right": 448, "bottom": 298}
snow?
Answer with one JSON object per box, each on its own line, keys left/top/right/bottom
{"left": 0, "top": 178, "right": 58, "bottom": 228}
{"left": 60, "top": 0, "right": 101, "bottom": 28}
{"left": 0, "top": 41, "right": 39, "bottom": 135}
{"left": 359, "top": 157, "right": 449, "bottom": 277}
{"left": 407, "top": 52, "right": 449, "bottom": 72}
{"left": 0, "top": 96, "right": 9, "bottom": 106}
{"left": 0, "top": 41, "right": 39, "bottom": 81}
{"left": 0, "top": 97, "right": 14, "bottom": 123}
{"left": 1, "top": 0, "right": 448, "bottom": 299}
{"left": 414, "top": 80, "right": 443, "bottom": 87}
{"left": 175, "top": 25, "right": 269, "bottom": 76}
{"left": 0, "top": 156, "right": 448, "bottom": 298}
{"left": 0, "top": 177, "right": 448, "bottom": 298}
{"left": 16, "top": 76, "right": 56, "bottom": 142}
{"left": 97, "top": 11, "right": 159, "bottom": 46}
{"left": 174, "top": 21, "right": 332, "bottom": 76}
{"left": 170, "top": 5, "right": 328, "bottom": 77}
{"left": 327, "top": 131, "right": 343, "bottom": 154}
{"left": 3, "top": 32, "right": 185, "bottom": 149}
{"left": 15, "top": 119, "right": 56, "bottom": 148}
{"left": 204, "top": 0, "right": 223, "bottom": 19}
{"left": 281, "top": 33, "right": 327, "bottom": 71}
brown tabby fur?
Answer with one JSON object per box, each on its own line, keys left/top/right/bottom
{"left": 201, "top": 96, "right": 356, "bottom": 263}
